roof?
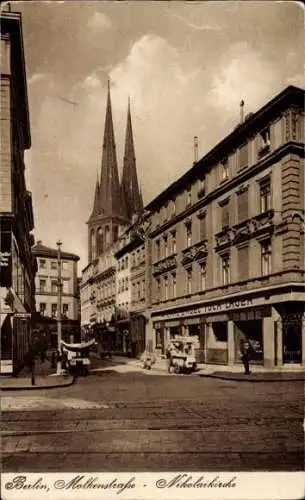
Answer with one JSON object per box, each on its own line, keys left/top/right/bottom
{"left": 32, "top": 242, "right": 80, "bottom": 261}
{"left": 146, "top": 85, "right": 305, "bottom": 211}
{"left": 1, "top": 10, "right": 31, "bottom": 149}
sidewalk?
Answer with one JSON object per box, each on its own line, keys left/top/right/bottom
{"left": 107, "top": 355, "right": 305, "bottom": 382}
{"left": 0, "top": 357, "right": 74, "bottom": 391}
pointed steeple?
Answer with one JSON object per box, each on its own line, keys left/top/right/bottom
{"left": 121, "top": 97, "right": 143, "bottom": 221}
{"left": 99, "top": 80, "right": 127, "bottom": 220}
{"left": 90, "top": 175, "right": 100, "bottom": 218}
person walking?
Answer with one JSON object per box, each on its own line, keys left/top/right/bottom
{"left": 240, "top": 341, "right": 251, "bottom": 375}
{"left": 165, "top": 342, "right": 175, "bottom": 373}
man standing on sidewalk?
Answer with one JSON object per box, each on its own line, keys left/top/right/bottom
{"left": 240, "top": 341, "right": 251, "bottom": 375}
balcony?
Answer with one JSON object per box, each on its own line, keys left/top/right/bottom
{"left": 153, "top": 254, "right": 177, "bottom": 276}
{"left": 181, "top": 240, "right": 208, "bottom": 265}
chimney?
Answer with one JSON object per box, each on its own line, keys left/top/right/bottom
{"left": 240, "top": 100, "right": 245, "bottom": 123}
{"left": 193, "top": 136, "right": 198, "bottom": 165}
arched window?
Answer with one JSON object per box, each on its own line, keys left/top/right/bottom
{"left": 96, "top": 227, "right": 104, "bottom": 255}
{"left": 113, "top": 225, "right": 118, "bottom": 242}
{"left": 90, "top": 229, "right": 96, "bottom": 260}
{"left": 105, "top": 225, "right": 110, "bottom": 245}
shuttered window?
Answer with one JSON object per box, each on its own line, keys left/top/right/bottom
{"left": 237, "top": 189, "right": 248, "bottom": 222}
{"left": 238, "top": 245, "right": 249, "bottom": 280}
{"left": 239, "top": 142, "right": 248, "bottom": 169}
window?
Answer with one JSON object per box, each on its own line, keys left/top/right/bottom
{"left": 220, "top": 200, "right": 230, "bottom": 229}
{"left": 97, "top": 227, "right": 104, "bottom": 255}
{"left": 186, "top": 268, "right": 192, "bottom": 295}
{"left": 118, "top": 260, "right": 121, "bottom": 271}
{"left": 171, "top": 198, "right": 176, "bottom": 217}
{"left": 51, "top": 261, "right": 57, "bottom": 270}
{"left": 163, "top": 203, "right": 168, "bottom": 222}
{"left": 200, "top": 264, "right": 206, "bottom": 291}
{"left": 131, "top": 253, "right": 135, "bottom": 267}
{"left": 105, "top": 225, "right": 110, "bottom": 245}
{"left": 155, "top": 278, "right": 161, "bottom": 301}
{"left": 113, "top": 225, "right": 118, "bottom": 242}
{"left": 221, "top": 254, "right": 230, "bottom": 285}
{"left": 51, "top": 303, "right": 57, "bottom": 319}
{"left": 261, "top": 240, "right": 271, "bottom": 276}
{"left": 39, "top": 259, "right": 46, "bottom": 269}
{"left": 141, "top": 280, "right": 145, "bottom": 298}
{"left": 63, "top": 304, "right": 69, "bottom": 319}
{"left": 237, "top": 188, "right": 248, "bottom": 222}
{"left": 171, "top": 231, "right": 176, "bottom": 254}
{"left": 239, "top": 142, "right": 248, "bottom": 170}
{"left": 221, "top": 158, "right": 229, "bottom": 181}
{"left": 125, "top": 256, "right": 128, "bottom": 268}
{"left": 259, "top": 177, "right": 271, "bottom": 213}
{"left": 172, "top": 272, "right": 177, "bottom": 298}
{"left": 186, "top": 188, "right": 192, "bottom": 207}
{"left": 62, "top": 261, "right": 68, "bottom": 270}
{"left": 198, "top": 175, "right": 206, "bottom": 197}
{"left": 200, "top": 215, "right": 206, "bottom": 241}
{"left": 51, "top": 280, "right": 57, "bottom": 293}
{"left": 132, "top": 283, "right": 136, "bottom": 300}
{"left": 62, "top": 281, "right": 69, "bottom": 294}
{"left": 259, "top": 127, "right": 271, "bottom": 154}
{"left": 39, "top": 303, "right": 46, "bottom": 316}
{"left": 39, "top": 279, "right": 46, "bottom": 292}
{"left": 137, "top": 281, "right": 141, "bottom": 299}
{"left": 164, "top": 275, "right": 169, "bottom": 300}
{"left": 125, "top": 277, "right": 129, "bottom": 290}
{"left": 164, "top": 236, "right": 168, "bottom": 257}
{"left": 156, "top": 240, "right": 160, "bottom": 261}
{"left": 186, "top": 223, "right": 192, "bottom": 247}
{"left": 238, "top": 245, "right": 249, "bottom": 280}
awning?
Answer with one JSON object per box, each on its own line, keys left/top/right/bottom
{"left": 0, "top": 287, "right": 30, "bottom": 325}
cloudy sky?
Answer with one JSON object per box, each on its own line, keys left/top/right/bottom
{"left": 15, "top": 1, "right": 304, "bottom": 271}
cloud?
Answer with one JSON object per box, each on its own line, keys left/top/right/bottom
{"left": 28, "top": 73, "right": 49, "bottom": 85}
{"left": 87, "top": 12, "right": 112, "bottom": 31}
{"left": 286, "top": 73, "right": 305, "bottom": 88}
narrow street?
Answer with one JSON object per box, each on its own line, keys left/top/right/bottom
{"left": 2, "top": 365, "right": 303, "bottom": 472}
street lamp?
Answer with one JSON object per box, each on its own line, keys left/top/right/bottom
{"left": 56, "top": 239, "right": 62, "bottom": 375}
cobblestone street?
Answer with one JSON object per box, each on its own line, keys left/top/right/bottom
{"left": 2, "top": 366, "right": 304, "bottom": 472}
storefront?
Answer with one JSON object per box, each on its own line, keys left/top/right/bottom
{"left": 151, "top": 293, "right": 305, "bottom": 368}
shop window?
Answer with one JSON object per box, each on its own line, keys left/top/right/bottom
{"left": 155, "top": 329, "right": 162, "bottom": 348}
{"left": 259, "top": 177, "right": 271, "bottom": 213}
{"left": 221, "top": 158, "right": 229, "bottom": 181}
{"left": 221, "top": 254, "right": 230, "bottom": 285}
{"left": 39, "top": 259, "right": 46, "bottom": 269}
{"left": 200, "top": 263, "right": 206, "bottom": 291}
{"left": 39, "top": 279, "right": 46, "bottom": 293}
{"left": 171, "top": 272, "right": 177, "bottom": 298}
{"left": 261, "top": 240, "right": 271, "bottom": 276}
{"left": 185, "top": 222, "right": 192, "bottom": 248}
{"left": 51, "top": 280, "right": 57, "bottom": 293}
{"left": 186, "top": 267, "right": 192, "bottom": 295}
{"left": 213, "top": 322, "right": 228, "bottom": 342}
{"left": 238, "top": 142, "right": 248, "bottom": 170}
{"left": 51, "top": 303, "right": 57, "bottom": 319}
{"left": 39, "top": 303, "right": 46, "bottom": 316}
{"left": 237, "top": 188, "right": 248, "bottom": 222}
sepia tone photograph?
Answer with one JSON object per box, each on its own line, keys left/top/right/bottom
{"left": 0, "top": 0, "right": 304, "bottom": 497}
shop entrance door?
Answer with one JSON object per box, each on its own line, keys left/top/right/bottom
{"left": 234, "top": 320, "right": 264, "bottom": 364}
{"left": 279, "top": 315, "right": 303, "bottom": 364}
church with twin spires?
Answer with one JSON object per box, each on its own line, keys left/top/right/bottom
{"left": 87, "top": 81, "right": 143, "bottom": 263}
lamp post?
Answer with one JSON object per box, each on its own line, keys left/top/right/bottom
{"left": 56, "top": 239, "right": 62, "bottom": 375}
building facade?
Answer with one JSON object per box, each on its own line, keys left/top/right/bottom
{"left": 146, "top": 85, "right": 305, "bottom": 368}
{"left": 80, "top": 83, "right": 143, "bottom": 350}
{"left": 0, "top": 9, "right": 37, "bottom": 375}
{"left": 32, "top": 241, "right": 80, "bottom": 347}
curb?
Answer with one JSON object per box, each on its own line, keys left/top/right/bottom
{"left": 198, "top": 373, "right": 305, "bottom": 383}
{"left": 1, "top": 376, "right": 76, "bottom": 391}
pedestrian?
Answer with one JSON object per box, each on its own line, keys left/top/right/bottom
{"left": 165, "top": 342, "right": 174, "bottom": 373}
{"left": 240, "top": 341, "right": 251, "bottom": 375}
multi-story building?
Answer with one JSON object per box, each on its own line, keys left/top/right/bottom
{"left": 80, "top": 83, "right": 143, "bottom": 350}
{"left": 32, "top": 241, "right": 80, "bottom": 346}
{"left": 0, "top": 8, "right": 37, "bottom": 375}
{"left": 146, "top": 85, "right": 305, "bottom": 368}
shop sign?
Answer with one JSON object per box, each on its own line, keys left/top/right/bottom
{"left": 155, "top": 298, "right": 253, "bottom": 321}
{"left": 15, "top": 313, "right": 31, "bottom": 319}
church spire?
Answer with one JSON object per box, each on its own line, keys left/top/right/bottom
{"left": 99, "top": 80, "right": 127, "bottom": 220}
{"left": 91, "top": 176, "right": 100, "bottom": 217}
{"left": 121, "top": 97, "right": 143, "bottom": 221}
